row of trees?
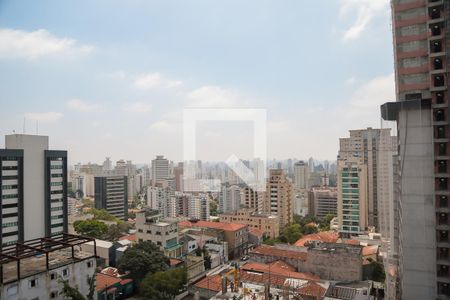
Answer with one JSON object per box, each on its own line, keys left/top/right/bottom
{"left": 73, "top": 219, "right": 132, "bottom": 242}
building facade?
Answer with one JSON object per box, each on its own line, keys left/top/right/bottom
{"left": 136, "top": 211, "right": 182, "bottom": 258}
{"left": 338, "top": 128, "right": 397, "bottom": 230}
{"left": 337, "top": 159, "right": 368, "bottom": 236}
{"left": 94, "top": 176, "right": 128, "bottom": 220}
{"left": 264, "top": 169, "right": 293, "bottom": 229}
{"left": 151, "top": 155, "right": 169, "bottom": 186}
{"left": 379, "top": 1, "right": 450, "bottom": 298}
{"left": 219, "top": 184, "right": 241, "bottom": 213}
{"left": 293, "top": 161, "right": 309, "bottom": 190}
{"left": 219, "top": 208, "right": 279, "bottom": 238}
{"left": 309, "top": 188, "right": 338, "bottom": 219}
{"left": 0, "top": 134, "right": 68, "bottom": 246}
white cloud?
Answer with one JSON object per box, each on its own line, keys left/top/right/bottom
{"left": 122, "top": 102, "right": 152, "bottom": 113}
{"left": 67, "top": 99, "right": 101, "bottom": 112}
{"left": 345, "top": 76, "right": 357, "bottom": 86}
{"left": 0, "top": 28, "right": 94, "bottom": 60}
{"left": 24, "top": 111, "right": 64, "bottom": 123}
{"left": 187, "top": 86, "right": 241, "bottom": 107}
{"left": 339, "top": 0, "right": 389, "bottom": 41}
{"left": 150, "top": 121, "right": 172, "bottom": 130}
{"left": 134, "top": 72, "right": 182, "bottom": 90}
{"left": 345, "top": 72, "right": 395, "bottom": 119}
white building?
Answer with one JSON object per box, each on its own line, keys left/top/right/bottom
{"left": 293, "top": 161, "right": 309, "bottom": 190}
{"left": 0, "top": 134, "right": 68, "bottom": 245}
{"left": 219, "top": 184, "right": 242, "bottom": 213}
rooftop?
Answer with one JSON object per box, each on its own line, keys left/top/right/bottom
{"left": 194, "top": 274, "right": 222, "bottom": 292}
{"left": 241, "top": 260, "right": 319, "bottom": 281}
{"left": 0, "top": 234, "right": 95, "bottom": 284}
{"left": 179, "top": 220, "right": 247, "bottom": 232}
{"left": 250, "top": 245, "right": 307, "bottom": 261}
{"left": 294, "top": 231, "right": 339, "bottom": 247}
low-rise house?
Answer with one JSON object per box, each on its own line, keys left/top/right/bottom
{"left": 81, "top": 239, "right": 115, "bottom": 267}
{"left": 136, "top": 210, "right": 182, "bottom": 258}
{"left": 96, "top": 273, "right": 134, "bottom": 300}
{"left": 294, "top": 231, "right": 339, "bottom": 247}
{"left": 248, "top": 228, "right": 264, "bottom": 247}
{"left": 179, "top": 220, "right": 248, "bottom": 259}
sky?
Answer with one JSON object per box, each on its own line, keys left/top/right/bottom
{"left": 0, "top": 0, "right": 396, "bottom": 165}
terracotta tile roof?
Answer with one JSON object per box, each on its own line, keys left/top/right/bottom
{"left": 96, "top": 273, "right": 121, "bottom": 292}
{"left": 342, "top": 239, "right": 360, "bottom": 245}
{"left": 362, "top": 245, "right": 379, "bottom": 256}
{"left": 294, "top": 231, "right": 339, "bottom": 247}
{"left": 250, "top": 245, "right": 307, "bottom": 261}
{"left": 241, "top": 261, "right": 319, "bottom": 281}
{"left": 179, "top": 220, "right": 247, "bottom": 232}
{"left": 249, "top": 228, "right": 264, "bottom": 237}
{"left": 120, "top": 278, "right": 133, "bottom": 285}
{"left": 170, "top": 258, "right": 184, "bottom": 267}
{"left": 194, "top": 274, "right": 222, "bottom": 292}
{"left": 297, "top": 282, "right": 327, "bottom": 297}
{"left": 119, "top": 234, "right": 136, "bottom": 242}
{"left": 101, "top": 267, "right": 120, "bottom": 277}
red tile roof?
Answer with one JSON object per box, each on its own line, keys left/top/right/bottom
{"left": 194, "top": 274, "right": 222, "bottom": 292}
{"left": 170, "top": 258, "right": 184, "bottom": 267}
{"left": 179, "top": 220, "right": 247, "bottom": 232}
{"left": 120, "top": 278, "right": 133, "bottom": 285}
{"left": 294, "top": 231, "right": 339, "bottom": 247}
{"left": 96, "top": 273, "right": 121, "bottom": 292}
{"left": 119, "top": 234, "right": 136, "bottom": 242}
{"left": 250, "top": 245, "right": 307, "bottom": 261}
{"left": 242, "top": 261, "right": 319, "bottom": 281}
{"left": 249, "top": 228, "right": 264, "bottom": 237}
{"left": 362, "top": 245, "right": 379, "bottom": 256}
{"left": 297, "top": 282, "right": 327, "bottom": 297}
{"left": 342, "top": 239, "right": 360, "bottom": 245}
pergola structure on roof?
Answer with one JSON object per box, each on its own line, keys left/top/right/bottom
{"left": 0, "top": 233, "right": 97, "bottom": 284}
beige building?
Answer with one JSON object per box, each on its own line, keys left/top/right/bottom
{"left": 242, "top": 186, "right": 264, "bottom": 213}
{"left": 337, "top": 159, "right": 368, "bottom": 236}
{"left": 136, "top": 211, "right": 182, "bottom": 258}
{"left": 263, "top": 169, "right": 293, "bottom": 229}
{"left": 219, "top": 208, "right": 279, "bottom": 239}
{"left": 338, "top": 128, "right": 396, "bottom": 230}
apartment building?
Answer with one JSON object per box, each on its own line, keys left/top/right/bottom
{"left": 309, "top": 188, "right": 338, "bottom": 219}
{"left": 94, "top": 176, "right": 128, "bottom": 220}
{"left": 0, "top": 134, "right": 68, "bottom": 246}
{"left": 219, "top": 208, "right": 279, "bottom": 239}
{"left": 242, "top": 186, "right": 264, "bottom": 213}
{"left": 264, "top": 169, "right": 293, "bottom": 229}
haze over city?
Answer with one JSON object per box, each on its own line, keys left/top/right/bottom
{"left": 0, "top": 0, "right": 395, "bottom": 164}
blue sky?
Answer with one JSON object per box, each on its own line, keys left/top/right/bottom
{"left": 0, "top": 0, "right": 395, "bottom": 164}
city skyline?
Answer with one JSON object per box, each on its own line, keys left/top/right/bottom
{"left": 0, "top": 0, "right": 395, "bottom": 164}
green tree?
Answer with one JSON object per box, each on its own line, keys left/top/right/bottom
{"left": 90, "top": 208, "right": 120, "bottom": 222}
{"left": 209, "top": 200, "right": 218, "bottom": 216}
{"left": 301, "top": 223, "right": 318, "bottom": 235}
{"left": 117, "top": 241, "right": 169, "bottom": 282}
{"left": 82, "top": 197, "right": 93, "bottom": 208}
{"left": 319, "top": 214, "right": 335, "bottom": 231}
{"left": 281, "top": 223, "right": 303, "bottom": 244}
{"left": 60, "top": 280, "right": 86, "bottom": 300}
{"left": 366, "top": 258, "right": 386, "bottom": 282}
{"left": 140, "top": 268, "right": 187, "bottom": 300}
{"left": 73, "top": 220, "right": 108, "bottom": 239}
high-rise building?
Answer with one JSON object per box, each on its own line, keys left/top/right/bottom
{"left": 293, "top": 161, "right": 309, "bottom": 190}
{"left": 337, "top": 159, "right": 368, "bottom": 236}
{"left": 380, "top": 1, "right": 450, "bottom": 298}
{"left": 94, "top": 176, "right": 128, "bottom": 220}
{"left": 219, "top": 184, "right": 241, "bottom": 213}
{"left": 187, "top": 194, "right": 209, "bottom": 221}
{"left": 0, "top": 134, "right": 68, "bottom": 246}
{"left": 263, "top": 169, "right": 293, "bottom": 228}
{"left": 151, "top": 155, "right": 169, "bottom": 186}
{"left": 338, "top": 128, "right": 397, "bottom": 229}
{"left": 309, "top": 188, "right": 338, "bottom": 219}
{"left": 242, "top": 186, "right": 264, "bottom": 213}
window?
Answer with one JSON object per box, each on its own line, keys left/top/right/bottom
{"left": 50, "top": 272, "right": 56, "bottom": 280}
{"left": 7, "top": 284, "right": 18, "bottom": 296}
{"left": 29, "top": 278, "right": 38, "bottom": 288}
{"left": 50, "top": 291, "right": 58, "bottom": 299}
{"left": 62, "top": 268, "right": 69, "bottom": 277}
{"left": 87, "top": 261, "right": 93, "bottom": 268}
